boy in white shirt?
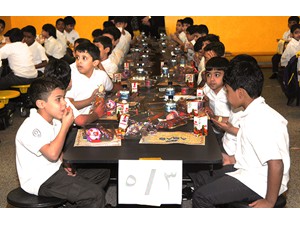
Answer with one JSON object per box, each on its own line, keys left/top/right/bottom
{"left": 41, "top": 24, "right": 64, "bottom": 60}
{"left": 65, "top": 42, "right": 113, "bottom": 115}
{"left": 93, "top": 36, "right": 118, "bottom": 79}
{"left": 55, "top": 18, "right": 68, "bottom": 56}
{"left": 114, "top": 16, "right": 132, "bottom": 56}
{"left": 178, "top": 17, "right": 193, "bottom": 49}
{"left": 22, "top": 25, "right": 48, "bottom": 76}
{"left": 192, "top": 61, "right": 290, "bottom": 208}
{"left": 63, "top": 16, "right": 80, "bottom": 46}
{"left": 0, "top": 28, "right": 38, "bottom": 90}
{"left": 16, "top": 77, "right": 110, "bottom": 207}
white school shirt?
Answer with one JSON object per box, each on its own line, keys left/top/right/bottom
{"left": 0, "top": 42, "right": 37, "bottom": 78}
{"left": 15, "top": 108, "right": 62, "bottom": 195}
{"left": 222, "top": 107, "right": 244, "bottom": 156}
{"left": 64, "top": 29, "right": 80, "bottom": 45}
{"left": 179, "top": 31, "right": 187, "bottom": 44}
{"left": 44, "top": 36, "right": 64, "bottom": 59}
{"left": 109, "top": 47, "right": 124, "bottom": 67}
{"left": 203, "top": 84, "right": 231, "bottom": 133}
{"left": 28, "top": 41, "right": 48, "bottom": 73}
{"left": 116, "top": 27, "right": 131, "bottom": 56}
{"left": 56, "top": 30, "right": 67, "bottom": 55}
{"left": 101, "top": 58, "right": 118, "bottom": 79}
{"left": 197, "top": 57, "right": 205, "bottom": 85}
{"left": 227, "top": 97, "right": 290, "bottom": 198}
{"left": 66, "top": 67, "right": 113, "bottom": 115}
{"left": 280, "top": 38, "right": 300, "bottom": 68}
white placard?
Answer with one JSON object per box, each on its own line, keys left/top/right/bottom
{"left": 118, "top": 160, "right": 182, "bottom": 206}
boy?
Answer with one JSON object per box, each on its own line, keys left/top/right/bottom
{"left": 65, "top": 42, "right": 113, "bottom": 115}
{"left": 270, "top": 16, "right": 299, "bottom": 79}
{"left": 0, "top": 28, "right": 38, "bottom": 90}
{"left": 15, "top": 77, "right": 110, "bottom": 207}
{"left": 202, "top": 57, "right": 231, "bottom": 146}
{"left": 93, "top": 36, "right": 118, "bottom": 79}
{"left": 178, "top": 17, "right": 194, "bottom": 48}
{"left": 21, "top": 25, "right": 48, "bottom": 76}
{"left": 44, "top": 58, "right": 106, "bottom": 127}
{"left": 192, "top": 61, "right": 290, "bottom": 208}
{"left": 63, "top": 16, "right": 80, "bottom": 46}
{"left": 114, "top": 16, "right": 132, "bottom": 56}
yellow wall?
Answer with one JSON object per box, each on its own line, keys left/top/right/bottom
{"left": 1, "top": 16, "right": 290, "bottom": 54}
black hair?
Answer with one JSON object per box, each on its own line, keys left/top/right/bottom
{"left": 204, "top": 34, "right": 220, "bottom": 43}
{"left": 93, "top": 35, "right": 113, "bottom": 55}
{"left": 92, "top": 29, "right": 103, "bottom": 38}
{"left": 291, "top": 24, "right": 300, "bottom": 33}
{"left": 288, "top": 16, "right": 300, "bottom": 24}
{"left": 64, "top": 16, "right": 76, "bottom": 26}
{"left": 21, "top": 25, "right": 36, "bottom": 37}
{"left": 206, "top": 57, "right": 229, "bottom": 72}
{"left": 183, "top": 17, "right": 194, "bottom": 26}
{"left": 177, "top": 19, "right": 184, "bottom": 24}
{"left": 194, "top": 36, "right": 206, "bottom": 52}
{"left": 103, "top": 20, "right": 115, "bottom": 29}
{"left": 42, "top": 24, "right": 57, "bottom": 39}
{"left": 114, "top": 16, "right": 128, "bottom": 24}
{"left": 230, "top": 54, "right": 258, "bottom": 65}
{"left": 56, "top": 18, "right": 65, "bottom": 25}
{"left": 44, "top": 58, "right": 71, "bottom": 89}
{"left": 4, "top": 28, "right": 23, "bottom": 42}
{"left": 204, "top": 42, "right": 225, "bottom": 57}
{"left": 103, "top": 26, "right": 121, "bottom": 41}
{"left": 224, "top": 61, "right": 264, "bottom": 98}
{"left": 186, "top": 25, "right": 197, "bottom": 35}
{"left": 198, "top": 24, "right": 209, "bottom": 35}
{"left": 29, "top": 77, "right": 65, "bottom": 107}
{"left": 75, "top": 42, "right": 100, "bottom": 61}
{"left": 0, "top": 19, "right": 5, "bottom": 28}
{"left": 74, "top": 38, "right": 91, "bottom": 46}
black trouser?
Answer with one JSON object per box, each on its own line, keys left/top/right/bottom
{"left": 38, "top": 165, "right": 110, "bottom": 208}
{"left": 191, "top": 165, "right": 261, "bottom": 208}
{"left": 272, "top": 53, "right": 282, "bottom": 73}
{"left": 0, "top": 71, "right": 36, "bottom": 90}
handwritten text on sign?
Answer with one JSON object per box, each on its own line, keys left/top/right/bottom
{"left": 118, "top": 160, "right": 182, "bottom": 206}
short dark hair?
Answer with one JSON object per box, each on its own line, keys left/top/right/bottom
{"left": 103, "top": 20, "right": 114, "bottom": 29}
{"left": 103, "top": 26, "right": 121, "bottom": 41}
{"left": 29, "top": 77, "right": 65, "bottom": 107}
{"left": 44, "top": 58, "right": 71, "bottom": 89}
{"left": 206, "top": 57, "right": 229, "bottom": 72}
{"left": 42, "top": 24, "right": 57, "bottom": 39}
{"left": 204, "top": 42, "right": 225, "bottom": 57}
{"left": 64, "top": 16, "right": 76, "bottom": 26}
{"left": 74, "top": 38, "right": 91, "bottom": 46}
{"left": 93, "top": 36, "right": 113, "bottom": 55}
{"left": 114, "top": 16, "right": 128, "bottom": 24}
{"left": 4, "top": 28, "right": 23, "bottom": 42}
{"left": 204, "top": 34, "right": 220, "bottom": 43}
{"left": 0, "top": 19, "right": 5, "bottom": 28}
{"left": 56, "top": 18, "right": 65, "bottom": 26}
{"left": 194, "top": 36, "right": 206, "bottom": 52}
{"left": 92, "top": 29, "right": 103, "bottom": 38}
{"left": 230, "top": 54, "right": 258, "bottom": 65}
{"left": 224, "top": 61, "right": 264, "bottom": 98}
{"left": 183, "top": 17, "right": 193, "bottom": 26}
{"left": 288, "top": 16, "right": 299, "bottom": 24}
{"left": 21, "top": 25, "right": 36, "bottom": 37}
{"left": 198, "top": 24, "right": 209, "bottom": 35}
{"left": 75, "top": 42, "right": 100, "bottom": 61}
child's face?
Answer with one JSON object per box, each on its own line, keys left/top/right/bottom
{"left": 75, "top": 50, "right": 98, "bottom": 77}
{"left": 292, "top": 28, "right": 300, "bottom": 41}
{"left": 224, "top": 84, "right": 241, "bottom": 110}
{"left": 182, "top": 23, "right": 190, "bottom": 32}
{"left": 204, "top": 50, "right": 217, "bottom": 64}
{"left": 176, "top": 22, "right": 183, "bottom": 33}
{"left": 205, "top": 69, "right": 224, "bottom": 94}
{"left": 288, "top": 20, "right": 298, "bottom": 29}
{"left": 65, "top": 24, "right": 74, "bottom": 33}
{"left": 22, "top": 31, "right": 35, "bottom": 46}
{"left": 186, "top": 32, "right": 193, "bottom": 42}
{"left": 94, "top": 42, "right": 107, "bottom": 60}
{"left": 41, "top": 88, "right": 67, "bottom": 122}
{"left": 41, "top": 29, "right": 49, "bottom": 39}
{"left": 56, "top": 21, "right": 65, "bottom": 33}
{"left": 0, "top": 24, "right": 4, "bottom": 34}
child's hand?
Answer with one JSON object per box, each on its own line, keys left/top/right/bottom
{"left": 62, "top": 106, "right": 74, "bottom": 127}
{"left": 204, "top": 106, "right": 214, "bottom": 118}
{"left": 63, "top": 162, "right": 77, "bottom": 177}
{"left": 211, "top": 118, "right": 231, "bottom": 131}
{"left": 248, "top": 199, "right": 274, "bottom": 208}
{"left": 93, "top": 99, "right": 106, "bottom": 118}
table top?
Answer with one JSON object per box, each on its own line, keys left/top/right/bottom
{"left": 0, "top": 90, "right": 20, "bottom": 104}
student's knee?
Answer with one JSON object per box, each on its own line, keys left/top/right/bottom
{"left": 192, "top": 189, "right": 212, "bottom": 208}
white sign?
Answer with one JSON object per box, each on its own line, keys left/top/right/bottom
{"left": 118, "top": 160, "right": 183, "bottom": 206}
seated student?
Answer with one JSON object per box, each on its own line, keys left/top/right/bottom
{"left": 202, "top": 57, "right": 231, "bottom": 146}
{"left": 270, "top": 16, "right": 299, "bottom": 79}
{"left": 63, "top": 16, "right": 80, "bottom": 46}
{"left": 0, "top": 28, "right": 38, "bottom": 90}
{"left": 15, "top": 76, "right": 110, "bottom": 207}
{"left": 21, "top": 25, "right": 48, "bottom": 76}
{"left": 185, "top": 25, "right": 207, "bottom": 62}
{"left": 203, "top": 41, "right": 225, "bottom": 64}
{"left": 178, "top": 17, "right": 194, "bottom": 49}
{"left": 93, "top": 36, "right": 118, "bottom": 79}
{"left": 280, "top": 23, "right": 300, "bottom": 69}
{"left": 41, "top": 23, "right": 65, "bottom": 60}
{"left": 170, "top": 19, "right": 184, "bottom": 45}
{"left": 44, "top": 58, "right": 106, "bottom": 127}
{"left": 114, "top": 16, "right": 132, "bottom": 57}
{"left": 55, "top": 18, "right": 68, "bottom": 57}
{"left": 192, "top": 60, "right": 290, "bottom": 208}
{"left": 65, "top": 42, "right": 113, "bottom": 115}
{"left": 102, "top": 26, "right": 123, "bottom": 67}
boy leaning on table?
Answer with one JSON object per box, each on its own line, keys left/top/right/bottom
{"left": 192, "top": 60, "right": 290, "bottom": 208}
{"left": 15, "top": 76, "right": 110, "bottom": 207}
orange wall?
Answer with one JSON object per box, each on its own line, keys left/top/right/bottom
{"left": 1, "top": 16, "right": 290, "bottom": 54}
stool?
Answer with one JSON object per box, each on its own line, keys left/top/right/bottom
{"left": 7, "top": 187, "right": 67, "bottom": 208}
{"left": 0, "top": 90, "right": 20, "bottom": 130}
{"left": 226, "top": 194, "right": 287, "bottom": 208}
{"left": 0, "top": 90, "right": 20, "bottom": 105}
{"left": 11, "top": 85, "right": 32, "bottom": 117}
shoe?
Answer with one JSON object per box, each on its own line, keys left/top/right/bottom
{"left": 269, "top": 73, "right": 278, "bottom": 79}
{"left": 182, "top": 186, "right": 194, "bottom": 200}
